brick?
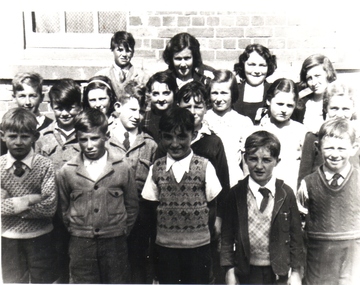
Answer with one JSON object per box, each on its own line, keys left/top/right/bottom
{"left": 183, "top": 11, "right": 198, "bottom": 16}
{"left": 142, "top": 39, "right": 151, "bottom": 49}
{"left": 129, "top": 16, "right": 142, "bottom": 26}
{"left": 148, "top": 16, "right": 161, "bottom": 27}
{"left": 187, "top": 28, "right": 215, "bottom": 38}
{"left": 163, "top": 16, "right": 177, "bottom": 26}
{"left": 129, "top": 27, "right": 157, "bottom": 38}
{"left": 216, "top": 50, "right": 239, "bottom": 61}
{"left": 237, "top": 39, "right": 252, "bottom": 49}
{"left": 236, "top": 16, "right": 250, "bottom": 26}
{"left": 251, "top": 16, "right": 264, "bottom": 26}
{"left": 223, "top": 39, "right": 237, "bottom": 49}
{"left": 220, "top": 16, "right": 235, "bottom": 26}
{"left": 201, "top": 50, "right": 215, "bottom": 61}
{"left": 158, "top": 28, "right": 186, "bottom": 38}
{"left": 151, "top": 39, "right": 164, "bottom": 49}
{"left": 178, "top": 17, "right": 190, "bottom": 26}
{"left": 200, "top": 11, "right": 216, "bottom": 15}
{"left": 245, "top": 27, "right": 272, "bottom": 37}
{"left": 216, "top": 28, "right": 244, "bottom": 38}
{"left": 208, "top": 39, "right": 222, "bottom": 49}
{"left": 252, "top": 38, "right": 268, "bottom": 46}
{"left": 192, "top": 17, "right": 205, "bottom": 26}
{"left": 155, "top": 11, "right": 182, "bottom": 15}
{"left": 268, "top": 38, "right": 286, "bottom": 49}
{"left": 207, "top": 17, "right": 220, "bottom": 26}
{"left": 135, "top": 50, "right": 157, "bottom": 59}
{"left": 265, "top": 15, "right": 286, "bottom": 26}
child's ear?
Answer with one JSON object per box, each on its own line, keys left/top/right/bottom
{"left": 0, "top": 130, "right": 5, "bottom": 142}
{"left": 114, "top": 102, "right": 121, "bottom": 112}
{"left": 191, "top": 131, "right": 198, "bottom": 141}
{"left": 276, "top": 157, "right": 281, "bottom": 166}
{"left": 314, "top": 141, "right": 320, "bottom": 152}
{"left": 351, "top": 142, "right": 360, "bottom": 156}
{"left": 266, "top": 99, "right": 271, "bottom": 106}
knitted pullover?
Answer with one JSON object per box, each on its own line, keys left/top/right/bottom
{"left": 152, "top": 155, "right": 210, "bottom": 248}
{"left": 305, "top": 167, "right": 360, "bottom": 240}
{"left": 1, "top": 154, "right": 57, "bottom": 239}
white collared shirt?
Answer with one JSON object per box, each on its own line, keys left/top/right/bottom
{"left": 176, "top": 77, "right": 193, "bottom": 90}
{"left": 5, "top": 149, "right": 35, "bottom": 171}
{"left": 142, "top": 151, "right": 222, "bottom": 202}
{"left": 191, "top": 122, "right": 212, "bottom": 145}
{"left": 297, "top": 163, "right": 352, "bottom": 215}
{"left": 248, "top": 175, "right": 276, "bottom": 210}
{"left": 36, "top": 114, "right": 45, "bottom": 129}
{"left": 110, "top": 119, "right": 138, "bottom": 148}
{"left": 54, "top": 123, "right": 75, "bottom": 143}
{"left": 83, "top": 151, "right": 108, "bottom": 181}
{"left": 243, "top": 82, "right": 265, "bottom": 103}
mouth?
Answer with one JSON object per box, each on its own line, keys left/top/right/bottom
{"left": 156, "top": 100, "right": 167, "bottom": 106}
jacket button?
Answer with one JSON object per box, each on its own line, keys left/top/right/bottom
{"left": 95, "top": 228, "right": 99, "bottom": 232}
{"left": 62, "top": 146, "right": 66, "bottom": 150}
{"left": 94, "top": 185, "right": 98, "bottom": 190}
{"left": 115, "top": 192, "right": 119, "bottom": 196}
{"left": 94, "top": 208, "right": 99, "bottom": 213}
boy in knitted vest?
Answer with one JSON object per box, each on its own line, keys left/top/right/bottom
{"left": 142, "top": 107, "right": 222, "bottom": 284}
{"left": 1, "top": 108, "right": 57, "bottom": 283}
{"left": 297, "top": 118, "right": 360, "bottom": 285}
{"left": 221, "top": 130, "right": 304, "bottom": 285}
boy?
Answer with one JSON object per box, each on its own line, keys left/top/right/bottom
{"left": 141, "top": 71, "right": 177, "bottom": 143}
{"left": 142, "top": 107, "right": 222, "bottom": 284}
{"left": 35, "top": 78, "right": 82, "bottom": 283}
{"left": 36, "top": 78, "right": 82, "bottom": 170}
{"left": 96, "top": 31, "right": 148, "bottom": 99}
{"left": 108, "top": 80, "right": 157, "bottom": 283}
{"left": 297, "top": 118, "right": 360, "bottom": 285}
{"left": 220, "top": 130, "right": 303, "bottom": 285}
{"left": 1, "top": 108, "right": 57, "bottom": 283}
{"left": 1, "top": 72, "right": 53, "bottom": 155}
{"left": 57, "top": 108, "right": 138, "bottom": 283}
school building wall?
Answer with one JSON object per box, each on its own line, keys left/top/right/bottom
{"left": 0, "top": 9, "right": 359, "bottom": 119}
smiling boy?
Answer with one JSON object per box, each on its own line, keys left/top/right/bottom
{"left": 142, "top": 107, "right": 222, "bottom": 284}
{"left": 221, "top": 130, "right": 303, "bottom": 285}
{"left": 57, "top": 108, "right": 138, "bottom": 283}
{"left": 297, "top": 118, "right": 360, "bottom": 285}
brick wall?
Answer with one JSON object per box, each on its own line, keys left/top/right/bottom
{"left": 1, "top": 10, "right": 359, "bottom": 119}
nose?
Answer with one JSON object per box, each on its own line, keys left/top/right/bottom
{"left": 15, "top": 136, "right": 22, "bottom": 145}
{"left": 25, "top": 96, "right": 31, "bottom": 105}
{"left": 170, "top": 137, "right": 180, "bottom": 148}
{"left": 86, "top": 140, "right": 94, "bottom": 150}
{"left": 61, "top": 109, "right": 70, "bottom": 116}
{"left": 255, "top": 160, "right": 264, "bottom": 170}
{"left": 189, "top": 106, "right": 196, "bottom": 115}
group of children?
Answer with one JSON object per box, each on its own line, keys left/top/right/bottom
{"left": 1, "top": 30, "right": 359, "bottom": 285}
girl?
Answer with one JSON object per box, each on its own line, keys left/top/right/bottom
{"left": 83, "top": 75, "right": 117, "bottom": 126}
{"left": 292, "top": 54, "right": 337, "bottom": 133}
{"left": 298, "top": 80, "right": 359, "bottom": 187}
{"left": 204, "top": 69, "right": 253, "bottom": 187}
{"left": 258, "top": 78, "right": 307, "bottom": 192}
{"left": 232, "top": 44, "right": 277, "bottom": 124}
{"left": 162, "top": 32, "right": 215, "bottom": 90}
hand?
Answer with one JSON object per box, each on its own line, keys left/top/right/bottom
{"left": 225, "top": 267, "right": 239, "bottom": 285}
{"left": 287, "top": 270, "right": 302, "bottom": 285}
{"left": 27, "top": 194, "right": 42, "bottom": 205}
{"left": 12, "top": 196, "right": 32, "bottom": 214}
{"left": 214, "top": 216, "right": 222, "bottom": 239}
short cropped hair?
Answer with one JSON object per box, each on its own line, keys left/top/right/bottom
{"left": 12, "top": 72, "right": 43, "bottom": 97}
{"left": 83, "top": 75, "right": 117, "bottom": 117}
{"left": 1, "top": 107, "right": 38, "bottom": 134}
{"left": 162, "top": 33, "right": 203, "bottom": 72}
{"left": 234, "top": 44, "right": 277, "bottom": 80}
{"left": 299, "top": 54, "right": 337, "bottom": 90}
{"left": 159, "top": 107, "right": 195, "bottom": 134}
{"left": 210, "top": 69, "right": 239, "bottom": 104}
{"left": 318, "top": 117, "right": 356, "bottom": 146}
{"left": 119, "top": 80, "right": 147, "bottom": 109}
{"left": 49, "top": 79, "right": 82, "bottom": 108}
{"left": 266, "top": 78, "right": 299, "bottom": 105}
{"left": 74, "top": 108, "right": 108, "bottom": 135}
{"left": 110, "top": 31, "right": 135, "bottom": 53}
{"left": 244, "top": 130, "right": 281, "bottom": 159}
{"left": 146, "top": 71, "right": 178, "bottom": 95}
{"left": 176, "top": 81, "right": 210, "bottom": 108}
{"left": 323, "top": 80, "right": 357, "bottom": 119}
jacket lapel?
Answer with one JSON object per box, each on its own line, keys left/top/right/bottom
{"left": 271, "top": 179, "right": 286, "bottom": 224}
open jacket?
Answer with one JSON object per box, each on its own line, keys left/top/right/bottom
{"left": 220, "top": 176, "right": 304, "bottom": 276}
{"left": 57, "top": 150, "right": 138, "bottom": 238}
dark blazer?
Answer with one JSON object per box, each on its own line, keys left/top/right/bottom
{"left": 220, "top": 176, "right": 304, "bottom": 276}
{"left": 232, "top": 81, "right": 271, "bottom": 124}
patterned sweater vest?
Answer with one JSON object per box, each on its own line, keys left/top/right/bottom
{"left": 152, "top": 155, "right": 210, "bottom": 248}
{"left": 1, "top": 154, "right": 57, "bottom": 239}
{"left": 305, "top": 167, "right": 360, "bottom": 240}
{"left": 247, "top": 189, "right": 272, "bottom": 266}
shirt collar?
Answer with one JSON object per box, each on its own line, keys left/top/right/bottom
{"left": 54, "top": 122, "right": 75, "bottom": 137}
{"left": 192, "top": 122, "right": 212, "bottom": 144}
{"left": 248, "top": 175, "right": 277, "bottom": 197}
{"left": 112, "top": 62, "right": 132, "bottom": 75}
{"left": 166, "top": 150, "right": 193, "bottom": 172}
{"left": 323, "top": 163, "right": 352, "bottom": 181}
{"left": 83, "top": 151, "right": 108, "bottom": 167}
{"left": 5, "top": 148, "right": 35, "bottom": 170}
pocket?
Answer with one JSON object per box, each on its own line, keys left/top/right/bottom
{"left": 107, "top": 188, "right": 126, "bottom": 225}
{"left": 136, "top": 158, "right": 151, "bottom": 183}
{"left": 70, "top": 190, "right": 85, "bottom": 217}
{"left": 281, "top": 211, "right": 290, "bottom": 232}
